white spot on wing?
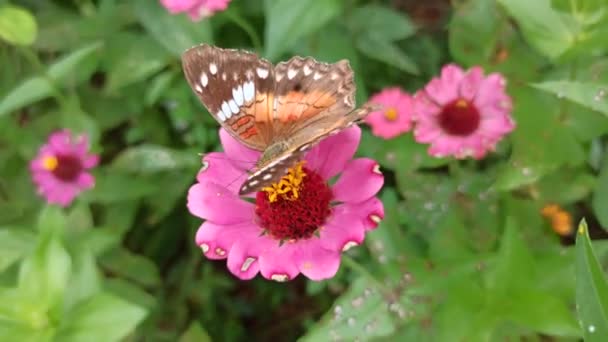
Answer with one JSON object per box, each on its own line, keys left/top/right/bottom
{"left": 200, "top": 72, "right": 208, "bottom": 87}
{"left": 216, "top": 110, "right": 226, "bottom": 122}
{"left": 303, "top": 65, "right": 312, "bottom": 76}
{"left": 233, "top": 85, "right": 244, "bottom": 106}
{"left": 221, "top": 102, "right": 232, "bottom": 119}
{"left": 228, "top": 100, "right": 239, "bottom": 114}
{"left": 330, "top": 73, "right": 338, "bottom": 80}
{"left": 275, "top": 73, "right": 284, "bottom": 82}
{"left": 248, "top": 180, "right": 259, "bottom": 186}
{"left": 262, "top": 174, "right": 272, "bottom": 180}
{"left": 243, "top": 81, "right": 255, "bottom": 102}
{"left": 287, "top": 68, "right": 298, "bottom": 79}
{"left": 194, "top": 84, "right": 202, "bottom": 93}
{"left": 257, "top": 67, "right": 269, "bottom": 79}
{"left": 313, "top": 72, "right": 323, "bottom": 80}
{"left": 221, "top": 73, "right": 227, "bottom": 80}
{"left": 209, "top": 63, "right": 218, "bottom": 75}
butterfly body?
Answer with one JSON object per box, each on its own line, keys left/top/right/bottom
{"left": 181, "top": 44, "right": 372, "bottom": 195}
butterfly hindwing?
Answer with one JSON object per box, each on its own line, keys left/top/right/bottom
{"left": 181, "top": 44, "right": 275, "bottom": 150}
{"left": 269, "top": 57, "right": 356, "bottom": 141}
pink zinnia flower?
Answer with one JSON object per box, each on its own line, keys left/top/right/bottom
{"left": 30, "top": 130, "right": 99, "bottom": 207}
{"left": 413, "top": 64, "right": 515, "bottom": 159}
{"left": 160, "top": 0, "right": 231, "bottom": 20}
{"left": 364, "top": 87, "right": 414, "bottom": 139}
{"left": 187, "top": 126, "right": 384, "bottom": 281}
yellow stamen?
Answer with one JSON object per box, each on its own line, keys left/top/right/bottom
{"left": 42, "top": 156, "right": 58, "bottom": 171}
{"left": 455, "top": 99, "right": 469, "bottom": 108}
{"left": 383, "top": 107, "right": 398, "bottom": 121}
{"left": 262, "top": 161, "right": 307, "bottom": 203}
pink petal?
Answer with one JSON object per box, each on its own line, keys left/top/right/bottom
{"left": 76, "top": 173, "right": 95, "bottom": 189}
{"left": 459, "top": 66, "right": 484, "bottom": 100}
{"left": 318, "top": 208, "right": 366, "bottom": 251}
{"left": 424, "top": 64, "right": 464, "bottom": 105}
{"left": 341, "top": 197, "right": 385, "bottom": 230}
{"left": 259, "top": 243, "right": 300, "bottom": 281}
{"left": 227, "top": 239, "right": 263, "bottom": 280}
{"left": 82, "top": 155, "right": 99, "bottom": 169}
{"left": 160, "top": 0, "right": 199, "bottom": 12}
{"left": 187, "top": 181, "right": 254, "bottom": 224}
{"left": 48, "top": 130, "right": 71, "bottom": 152}
{"left": 294, "top": 241, "right": 341, "bottom": 281}
{"left": 197, "top": 152, "right": 248, "bottom": 195}
{"left": 196, "top": 221, "right": 259, "bottom": 260}
{"left": 219, "top": 129, "right": 260, "bottom": 172}
{"left": 332, "top": 158, "right": 384, "bottom": 203}
{"left": 305, "top": 126, "right": 361, "bottom": 180}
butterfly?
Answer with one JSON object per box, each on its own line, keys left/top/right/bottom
{"left": 181, "top": 44, "right": 373, "bottom": 195}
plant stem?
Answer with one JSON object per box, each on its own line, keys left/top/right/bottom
{"left": 223, "top": 9, "right": 263, "bottom": 52}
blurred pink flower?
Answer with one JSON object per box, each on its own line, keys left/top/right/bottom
{"left": 30, "top": 130, "right": 99, "bottom": 207}
{"left": 160, "top": 0, "right": 231, "bottom": 20}
{"left": 413, "top": 64, "right": 515, "bottom": 159}
{"left": 365, "top": 87, "right": 414, "bottom": 139}
{"left": 187, "top": 126, "right": 384, "bottom": 281}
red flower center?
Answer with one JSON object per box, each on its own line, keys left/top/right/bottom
{"left": 438, "top": 98, "right": 481, "bottom": 136}
{"left": 255, "top": 164, "right": 333, "bottom": 241}
{"left": 51, "top": 154, "right": 82, "bottom": 181}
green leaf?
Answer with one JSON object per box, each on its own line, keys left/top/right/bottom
{"left": 264, "top": 0, "right": 341, "bottom": 59}
{"left": 0, "top": 42, "right": 102, "bottom": 116}
{"left": 0, "top": 5, "right": 37, "bottom": 46}
{"left": 348, "top": 5, "right": 415, "bottom": 42}
{"left": 355, "top": 36, "right": 419, "bottom": 75}
{"left": 111, "top": 145, "right": 199, "bottom": 173}
{"left": 301, "top": 277, "right": 397, "bottom": 341}
{"left": 485, "top": 216, "right": 534, "bottom": 295}
{"left": 449, "top": 0, "right": 499, "bottom": 66}
{"left": 55, "top": 292, "right": 147, "bottom": 342}
{"left": 63, "top": 249, "right": 101, "bottom": 311}
{"left": 134, "top": 0, "right": 213, "bottom": 57}
{"left": 533, "top": 81, "right": 608, "bottom": 116}
{"left": 179, "top": 321, "right": 212, "bottom": 342}
{"left": 575, "top": 220, "right": 608, "bottom": 340}
{"left": 104, "top": 33, "right": 169, "bottom": 93}
{"left": 497, "top": 0, "right": 576, "bottom": 59}
{"left": 99, "top": 247, "right": 161, "bottom": 288}
{"left": 37, "top": 206, "right": 67, "bottom": 235}
{"left": 495, "top": 86, "right": 585, "bottom": 190}
{"left": 84, "top": 170, "right": 158, "bottom": 203}
{"left": 593, "top": 160, "right": 608, "bottom": 228}
{"left": 0, "top": 228, "right": 35, "bottom": 272}
{"left": 17, "top": 232, "right": 72, "bottom": 315}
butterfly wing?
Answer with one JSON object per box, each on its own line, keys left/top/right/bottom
{"left": 237, "top": 58, "right": 371, "bottom": 195}
{"left": 268, "top": 57, "right": 356, "bottom": 141}
{"left": 181, "top": 44, "right": 276, "bottom": 151}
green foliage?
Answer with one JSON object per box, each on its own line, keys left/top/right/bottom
{"left": 576, "top": 220, "right": 608, "bottom": 341}
{"left": 1, "top": 0, "right": 608, "bottom": 341}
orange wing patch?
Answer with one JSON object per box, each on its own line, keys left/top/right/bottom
{"left": 275, "top": 90, "right": 337, "bottom": 123}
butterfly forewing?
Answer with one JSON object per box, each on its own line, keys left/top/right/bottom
{"left": 181, "top": 44, "right": 275, "bottom": 150}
